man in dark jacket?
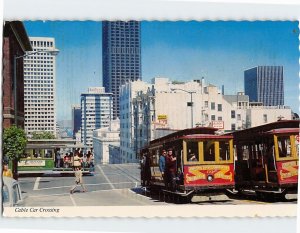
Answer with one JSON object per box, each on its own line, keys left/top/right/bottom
{"left": 166, "top": 148, "right": 177, "bottom": 191}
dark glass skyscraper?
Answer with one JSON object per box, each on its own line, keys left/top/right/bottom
{"left": 244, "top": 66, "right": 284, "bottom": 106}
{"left": 102, "top": 21, "right": 141, "bottom": 119}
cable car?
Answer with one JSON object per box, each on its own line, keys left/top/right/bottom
{"left": 141, "top": 127, "right": 234, "bottom": 202}
{"left": 233, "top": 120, "right": 299, "bottom": 199}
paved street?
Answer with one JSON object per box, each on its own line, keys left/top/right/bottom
{"left": 18, "top": 163, "right": 297, "bottom": 206}
{"left": 19, "top": 164, "right": 168, "bottom": 206}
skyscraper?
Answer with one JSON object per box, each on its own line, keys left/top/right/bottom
{"left": 244, "top": 66, "right": 284, "bottom": 106}
{"left": 102, "top": 21, "right": 141, "bottom": 119}
{"left": 80, "top": 87, "right": 113, "bottom": 148}
{"left": 71, "top": 105, "right": 81, "bottom": 138}
{"left": 23, "top": 37, "right": 58, "bottom": 136}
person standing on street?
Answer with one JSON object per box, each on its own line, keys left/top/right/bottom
{"left": 3, "top": 163, "right": 12, "bottom": 178}
{"left": 70, "top": 166, "right": 87, "bottom": 194}
{"left": 166, "top": 148, "right": 177, "bottom": 191}
{"left": 159, "top": 150, "right": 167, "bottom": 186}
{"left": 55, "top": 149, "right": 61, "bottom": 168}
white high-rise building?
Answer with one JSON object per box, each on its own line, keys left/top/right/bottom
{"left": 119, "top": 80, "right": 150, "bottom": 163}
{"left": 80, "top": 87, "right": 113, "bottom": 148}
{"left": 23, "top": 37, "right": 58, "bottom": 137}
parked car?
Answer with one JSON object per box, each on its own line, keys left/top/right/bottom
{"left": 2, "top": 176, "right": 24, "bottom": 207}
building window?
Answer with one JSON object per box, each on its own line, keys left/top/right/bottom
{"left": 218, "top": 116, "right": 222, "bottom": 121}
{"left": 211, "top": 115, "right": 216, "bottom": 121}
{"left": 231, "top": 124, "right": 236, "bottom": 131}
{"left": 231, "top": 110, "right": 235, "bottom": 119}
{"left": 217, "top": 104, "right": 222, "bottom": 111}
{"left": 237, "top": 114, "right": 241, "bottom": 121}
{"left": 211, "top": 102, "right": 215, "bottom": 110}
{"left": 204, "top": 101, "right": 208, "bottom": 108}
{"left": 263, "top": 114, "right": 267, "bottom": 123}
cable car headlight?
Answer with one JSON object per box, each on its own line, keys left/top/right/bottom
{"left": 207, "top": 175, "right": 214, "bottom": 182}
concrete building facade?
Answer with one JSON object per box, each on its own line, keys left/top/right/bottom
{"left": 119, "top": 80, "right": 150, "bottom": 163}
{"left": 102, "top": 21, "right": 141, "bottom": 119}
{"left": 120, "top": 78, "right": 292, "bottom": 162}
{"left": 80, "top": 87, "right": 113, "bottom": 148}
{"left": 93, "top": 119, "right": 120, "bottom": 164}
{"left": 23, "top": 37, "right": 58, "bottom": 136}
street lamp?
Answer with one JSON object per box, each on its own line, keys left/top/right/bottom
{"left": 13, "top": 49, "right": 59, "bottom": 125}
{"left": 171, "top": 88, "right": 196, "bottom": 128}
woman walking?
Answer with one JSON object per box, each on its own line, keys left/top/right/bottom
{"left": 70, "top": 166, "right": 87, "bottom": 194}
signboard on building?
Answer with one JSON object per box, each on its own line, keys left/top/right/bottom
{"left": 157, "top": 114, "right": 168, "bottom": 126}
{"left": 211, "top": 121, "right": 224, "bottom": 129}
{"left": 18, "top": 160, "right": 46, "bottom": 167}
{"left": 88, "top": 87, "right": 105, "bottom": 94}
{"left": 158, "top": 115, "right": 167, "bottom": 120}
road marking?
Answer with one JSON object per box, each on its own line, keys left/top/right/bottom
{"left": 37, "top": 181, "right": 136, "bottom": 191}
{"left": 69, "top": 194, "right": 77, "bottom": 206}
{"left": 97, "top": 164, "right": 115, "bottom": 189}
{"left": 33, "top": 177, "right": 41, "bottom": 190}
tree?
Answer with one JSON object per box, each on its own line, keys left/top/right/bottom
{"left": 32, "top": 131, "right": 55, "bottom": 139}
{"left": 3, "top": 125, "right": 27, "bottom": 180}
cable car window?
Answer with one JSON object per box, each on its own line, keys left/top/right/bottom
{"left": 277, "top": 136, "right": 292, "bottom": 158}
{"left": 242, "top": 145, "right": 250, "bottom": 160}
{"left": 203, "top": 140, "right": 216, "bottom": 161}
{"left": 219, "top": 141, "right": 230, "bottom": 161}
{"left": 44, "top": 149, "right": 53, "bottom": 158}
{"left": 33, "top": 149, "right": 44, "bottom": 158}
{"left": 186, "top": 141, "right": 199, "bottom": 162}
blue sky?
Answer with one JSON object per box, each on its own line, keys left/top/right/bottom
{"left": 24, "top": 21, "right": 299, "bottom": 121}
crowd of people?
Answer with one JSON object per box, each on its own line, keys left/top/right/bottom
{"left": 141, "top": 148, "right": 181, "bottom": 191}
{"left": 55, "top": 148, "right": 95, "bottom": 172}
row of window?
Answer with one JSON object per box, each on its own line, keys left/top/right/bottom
{"left": 31, "top": 41, "right": 54, "bottom": 47}
{"left": 25, "top": 68, "right": 54, "bottom": 72}
{"left": 24, "top": 60, "right": 53, "bottom": 64}
{"left": 24, "top": 72, "right": 53, "bottom": 75}
{"left": 25, "top": 115, "right": 54, "bottom": 118}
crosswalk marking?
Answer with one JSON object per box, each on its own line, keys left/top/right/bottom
{"left": 33, "top": 177, "right": 41, "bottom": 190}
{"left": 97, "top": 164, "right": 115, "bottom": 189}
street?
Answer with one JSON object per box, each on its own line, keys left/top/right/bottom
{"left": 18, "top": 163, "right": 297, "bottom": 206}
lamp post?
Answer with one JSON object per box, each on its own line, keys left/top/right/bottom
{"left": 171, "top": 88, "right": 196, "bottom": 128}
{"left": 13, "top": 49, "right": 59, "bottom": 126}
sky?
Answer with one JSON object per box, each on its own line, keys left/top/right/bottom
{"left": 23, "top": 21, "right": 299, "bottom": 121}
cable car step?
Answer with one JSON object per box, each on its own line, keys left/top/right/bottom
{"left": 162, "top": 190, "right": 194, "bottom": 197}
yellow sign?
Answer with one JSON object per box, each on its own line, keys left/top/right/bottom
{"left": 158, "top": 115, "right": 167, "bottom": 120}
{"left": 186, "top": 165, "right": 232, "bottom": 183}
{"left": 280, "top": 161, "right": 298, "bottom": 180}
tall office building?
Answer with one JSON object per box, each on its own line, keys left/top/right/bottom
{"left": 23, "top": 37, "right": 58, "bottom": 136}
{"left": 244, "top": 66, "right": 284, "bottom": 106}
{"left": 102, "top": 21, "right": 141, "bottom": 119}
{"left": 71, "top": 105, "right": 81, "bottom": 138}
{"left": 80, "top": 87, "right": 113, "bottom": 148}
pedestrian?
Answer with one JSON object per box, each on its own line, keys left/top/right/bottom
{"left": 2, "top": 163, "right": 12, "bottom": 178}
{"left": 70, "top": 166, "right": 87, "bottom": 194}
{"left": 166, "top": 148, "right": 177, "bottom": 191}
{"left": 64, "top": 153, "right": 69, "bottom": 168}
{"left": 159, "top": 149, "right": 167, "bottom": 185}
{"left": 73, "top": 152, "right": 81, "bottom": 169}
{"left": 55, "top": 149, "right": 61, "bottom": 168}
{"left": 89, "top": 151, "right": 95, "bottom": 172}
